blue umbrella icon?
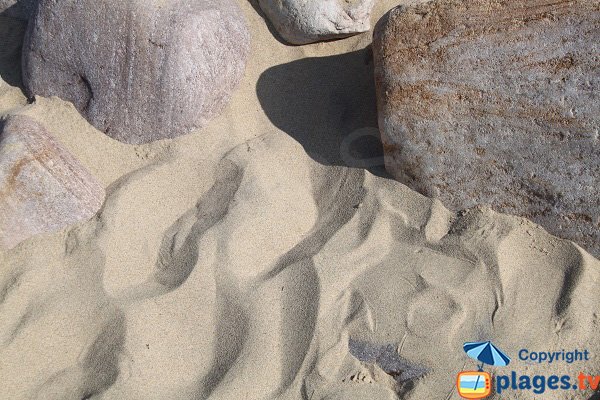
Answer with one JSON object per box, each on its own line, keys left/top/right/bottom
{"left": 463, "top": 341, "right": 511, "bottom": 394}
{"left": 464, "top": 341, "right": 511, "bottom": 370}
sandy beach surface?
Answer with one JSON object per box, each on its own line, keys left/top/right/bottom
{"left": 1, "top": 1, "right": 599, "bottom": 399}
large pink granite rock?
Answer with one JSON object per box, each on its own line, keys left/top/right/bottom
{"left": 0, "top": 115, "right": 105, "bottom": 250}
{"left": 373, "top": 0, "right": 600, "bottom": 257}
{"left": 22, "top": 0, "right": 250, "bottom": 144}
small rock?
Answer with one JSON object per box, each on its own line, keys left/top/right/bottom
{"left": 258, "top": 0, "right": 375, "bottom": 45}
{"left": 0, "top": 115, "right": 105, "bottom": 250}
{"left": 373, "top": 0, "right": 600, "bottom": 257}
{"left": 22, "top": 0, "right": 250, "bottom": 144}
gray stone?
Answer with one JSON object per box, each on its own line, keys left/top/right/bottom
{"left": 258, "top": 0, "right": 375, "bottom": 45}
{"left": 22, "top": 0, "right": 250, "bottom": 144}
{"left": 373, "top": 0, "right": 600, "bottom": 257}
{"left": 0, "top": 115, "right": 105, "bottom": 250}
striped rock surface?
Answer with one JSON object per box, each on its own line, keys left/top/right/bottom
{"left": 0, "top": 115, "right": 104, "bottom": 250}
{"left": 374, "top": 0, "right": 600, "bottom": 257}
{"left": 23, "top": 0, "right": 250, "bottom": 144}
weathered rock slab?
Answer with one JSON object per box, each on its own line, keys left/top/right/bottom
{"left": 0, "top": 115, "right": 105, "bottom": 250}
{"left": 258, "top": 0, "right": 375, "bottom": 45}
{"left": 374, "top": 0, "right": 600, "bottom": 257}
{"left": 23, "top": 0, "right": 250, "bottom": 144}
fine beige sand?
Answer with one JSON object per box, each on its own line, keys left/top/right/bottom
{"left": 1, "top": 1, "right": 599, "bottom": 399}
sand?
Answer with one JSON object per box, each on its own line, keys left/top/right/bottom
{"left": 0, "top": 1, "right": 599, "bottom": 399}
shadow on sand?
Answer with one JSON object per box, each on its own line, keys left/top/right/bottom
{"left": 256, "top": 46, "right": 389, "bottom": 178}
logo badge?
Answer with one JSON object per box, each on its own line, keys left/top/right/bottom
{"left": 458, "top": 341, "right": 510, "bottom": 398}
{"left": 457, "top": 371, "right": 492, "bottom": 399}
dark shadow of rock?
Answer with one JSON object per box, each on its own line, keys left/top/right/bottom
{"left": 0, "top": 12, "right": 27, "bottom": 90}
{"left": 256, "top": 46, "right": 389, "bottom": 178}
{"left": 0, "top": 0, "right": 35, "bottom": 20}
